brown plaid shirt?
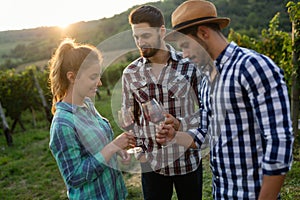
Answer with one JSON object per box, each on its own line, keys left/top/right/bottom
{"left": 121, "top": 45, "right": 204, "bottom": 176}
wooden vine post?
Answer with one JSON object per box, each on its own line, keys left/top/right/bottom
{"left": 0, "top": 101, "right": 13, "bottom": 146}
{"left": 31, "top": 70, "right": 52, "bottom": 123}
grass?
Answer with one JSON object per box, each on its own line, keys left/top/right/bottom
{"left": 0, "top": 129, "right": 67, "bottom": 200}
{"left": 0, "top": 88, "right": 299, "bottom": 199}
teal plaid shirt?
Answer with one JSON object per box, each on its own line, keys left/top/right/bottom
{"left": 49, "top": 98, "right": 127, "bottom": 200}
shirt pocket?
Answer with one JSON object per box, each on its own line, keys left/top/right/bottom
{"left": 167, "top": 75, "right": 190, "bottom": 100}
{"left": 130, "top": 80, "right": 149, "bottom": 103}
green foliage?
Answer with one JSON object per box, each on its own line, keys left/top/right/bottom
{"left": 281, "top": 150, "right": 300, "bottom": 199}
{"left": 0, "top": 69, "right": 35, "bottom": 120}
{"left": 288, "top": 1, "right": 300, "bottom": 69}
{"left": 214, "top": 0, "right": 291, "bottom": 37}
{"left": 0, "top": 66, "right": 51, "bottom": 131}
{"left": 0, "top": 129, "right": 68, "bottom": 200}
{"left": 101, "top": 62, "right": 129, "bottom": 88}
{"left": 228, "top": 12, "right": 293, "bottom": 91}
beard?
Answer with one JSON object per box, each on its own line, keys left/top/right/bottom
{"left": 139, "top": 37, "right": 162, "bottom": 58}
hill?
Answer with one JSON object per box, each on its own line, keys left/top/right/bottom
{"left": 0, "top": 0, "right": 292, "bottom": 70}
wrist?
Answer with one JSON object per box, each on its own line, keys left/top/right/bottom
{"left": 107, "top": 142, "right": 120, "bottom": 154}
{"left": 168, "top": 130, "right": 177, "bottom": 144}
{"left": 172, "top": 130, "right": 177, "bottom": 139}
{"left": 175, "top": 118, "right": 182, "bottom": 131}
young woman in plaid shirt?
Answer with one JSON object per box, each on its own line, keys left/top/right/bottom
{"left": 49, "top": 38, "right": 135, "bottom": 199}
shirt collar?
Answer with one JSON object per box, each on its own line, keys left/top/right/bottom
{"left": 214, "top": 41, "right": 237, "bottom": 73}
{"left": 167, "top": 44, "right": 181, "bottom": 62}
{"left": 56, "top": 97, "right": 93, "bottom": 113}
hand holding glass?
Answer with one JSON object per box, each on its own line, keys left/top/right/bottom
{"left": 142, "top": 99, "right": 165, "bottom": 125}
{"left": 118, "top": 107, "right": 142, "bottom": 153}
{"left": 142, "top": 99, "right": 175, "bottom": 147}
{"left": 118, "top": 108, "right": 135, "bottom": 132}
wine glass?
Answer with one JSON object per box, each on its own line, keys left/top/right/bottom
{"left": 118, "top": 107, "right": 135, "bottom": 132}
{"left": 142, "top": 99, "right": 175, "bottom": 147}
{"left": 118, "top": 107, "right": 143, "bottom": 153}
{"left": 142, "top": 99, "right": 165, "bottom": 125}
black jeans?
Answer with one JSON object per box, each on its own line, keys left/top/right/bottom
{"left": 141, "top": 160, "right": 203, "bottom": 200}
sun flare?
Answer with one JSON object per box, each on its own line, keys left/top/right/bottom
{"left": 1, "top": 0, "right": 159, "bottom": 32}
{"left": 57, "top": 22, "right": 70, "bottom": 30}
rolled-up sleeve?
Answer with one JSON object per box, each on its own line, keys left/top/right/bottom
{"left": 243, "top": 56, "right": 294, "bottom": 175}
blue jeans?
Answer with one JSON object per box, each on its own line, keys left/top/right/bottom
{"left": 141, "top": 161, "right": 203, "bottom": 200}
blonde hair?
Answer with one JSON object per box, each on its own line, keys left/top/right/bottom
{"left": 48, "top": 38, "right": 102, "bottom": 114}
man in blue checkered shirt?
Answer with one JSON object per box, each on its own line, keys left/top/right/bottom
{"left": 159, "top": 1, "right": 294, "bottom": 199}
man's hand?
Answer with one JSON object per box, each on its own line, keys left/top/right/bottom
{"left": 155, "top": 123, "right": 176, "bottom": 146}
{"left": 164, "top": 113, "right": 181, "bottom": 131}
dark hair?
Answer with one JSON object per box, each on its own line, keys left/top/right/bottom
{"left": 180, "top": 23, "right": 221, "bottom": 37}
{"left": 128, "top": 5, "right": 164, "bottom": 27}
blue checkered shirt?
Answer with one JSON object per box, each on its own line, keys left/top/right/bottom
{"left": 205, "top": 42, "right": 293, "bottom": 199}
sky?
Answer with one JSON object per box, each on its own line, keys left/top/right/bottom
{"left": 0, "top": 0, "right": 159, "bottom": 32}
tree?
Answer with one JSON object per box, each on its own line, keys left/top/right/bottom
{"left": 287, "top": 1, "right": 300, "bottom": 142}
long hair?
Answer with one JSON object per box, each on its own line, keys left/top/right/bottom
{"left": 48, "top": 38, "right": 102, "bottom": 114}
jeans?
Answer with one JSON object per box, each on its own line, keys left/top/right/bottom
{"left": 141, "top": 160, "right": 203, "bottom": 200}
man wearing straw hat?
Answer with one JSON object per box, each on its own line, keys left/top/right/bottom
{"left": 157, "top": 0, "right": 294, "bottom": 199}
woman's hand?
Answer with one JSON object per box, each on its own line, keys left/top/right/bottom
{"left": 101, "top": 132, "right": 136, "bottom": 163}
{"left": 118, "top": 150, "right": 131, "bottom": 165}
{"left": 113, "top": 132, "right": 136, "bottom": 150}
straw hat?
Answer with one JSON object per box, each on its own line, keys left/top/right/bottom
{"left": 165, "top": 0, "right": 230, "bottom": 41}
